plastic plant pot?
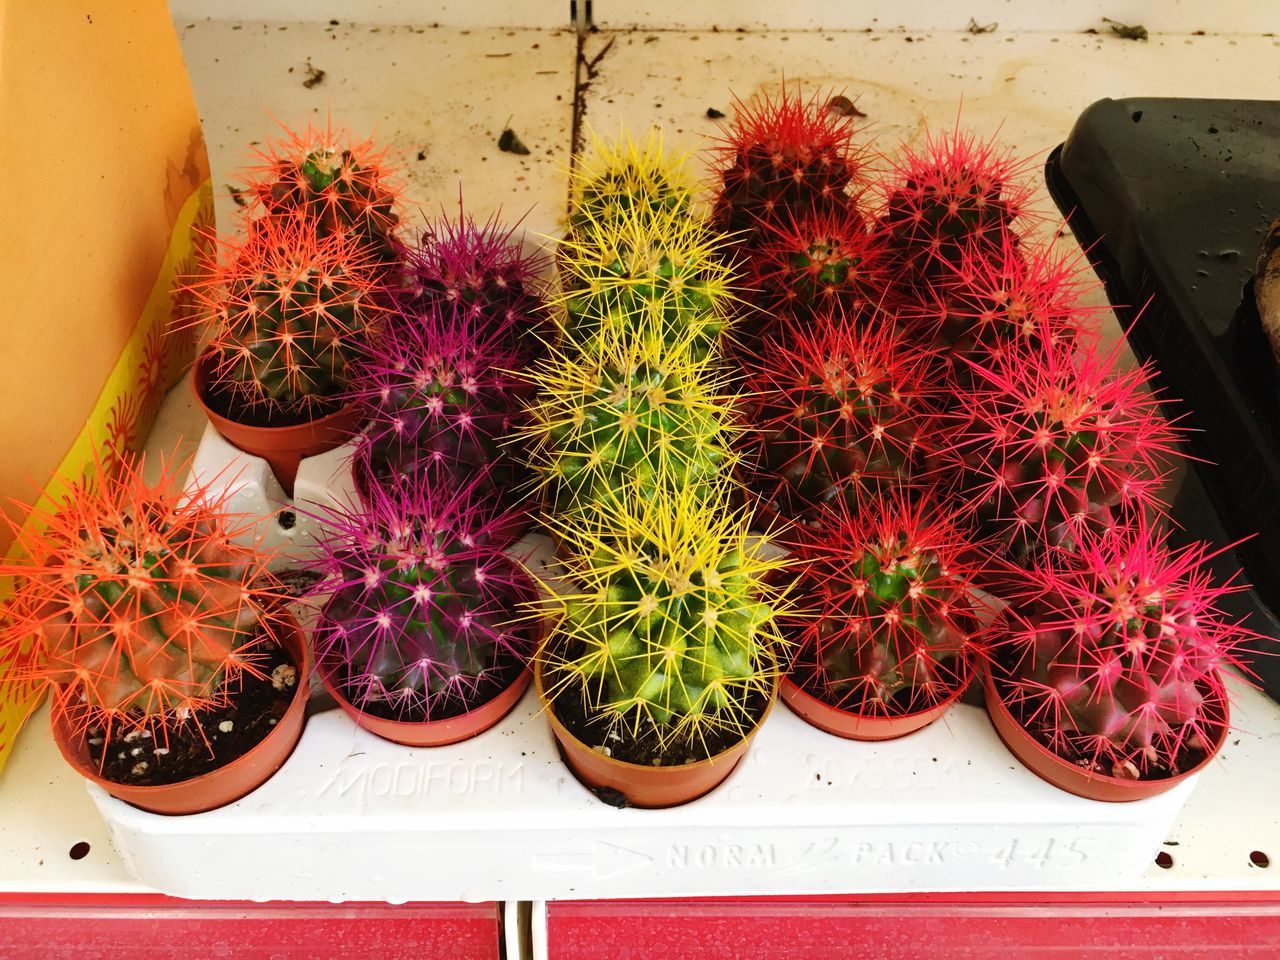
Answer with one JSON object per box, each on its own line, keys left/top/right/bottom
{"left": 51, "top": 611, "right": 312, "bottom": 816}
{"left": 320, "top": 661, "right": 533, "bottom": 748}
{"left": 780, "top": 675, "right": 966, "bottom": 741}
{"left": 193, "top": 348, "right": 365, "bottom": 497}
{"left": 535, "top": 654, "right": 778, "bottom": 809}
{"left": 982, "top": 665, "right": 1230, "bottom": 803}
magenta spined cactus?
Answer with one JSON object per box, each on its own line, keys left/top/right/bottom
{"left": 348, "top": 302, "right": 529, "bottom": 516}
{"left": 945, "top": 338, "right": 1183, "bottom": 567}
{"left": 312, "top": 472, "right": 540, "bottom": 723}
{"left": 398, "top": 206, "right": 551, "bottom": 357}
{"left": 878, "top": 125, "right": 1036, "bottom": 286}
{"left": 994, "top": 523, "right": 1254, "bottom": 781}
{"left": 906, "top": 232, "right": 1097, "bottom": 369}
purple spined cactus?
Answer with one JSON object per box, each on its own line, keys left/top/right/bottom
{"left": 398, "top": 206, "right": 550, "bottom": 358}
{"left": 348, "top": 301, "right": 530, "bottom": 520}
{"left": 313, "top": 472, "right": 539, "bottom": 721}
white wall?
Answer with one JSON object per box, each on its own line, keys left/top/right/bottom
{"left": 168, "top": 0, "right": 1280, "bottom": 33}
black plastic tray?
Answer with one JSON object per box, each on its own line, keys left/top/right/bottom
{"left": 1045, "top": 96, "right": 1280, "bottom": 699}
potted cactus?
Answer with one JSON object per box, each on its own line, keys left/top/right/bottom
{"left": 398, "top": 206, "right": 550, "bottom": 362}
{"left": 311, "top": 473, "right": 541, "bottom": 747}
{"left": 347, "top": 301, "right": 531, "bottom": 541}
{"left": 876, "top": 126, "right": 1035, "bottom": 286}
{"left": 985, "top": 522, "right": 1253, "bottom": 801}
{"left": 239, "top": 121, "right": 402, "bottom": 270}
{"left": 711, "top": 85, "right": 871, "bottom": 237}
{"left": 536, "top": 484, "right": 788, "bottom": 808}
{"left": 556, "top": 203, "right": 734, "bottom": 359}
{"left": 943, "top": 337, "right": 1181, "bottom": 569}
{"left": 567, "top": 130, "right": 695, "bottom": 240}
{"left": 738, "top": 314, "right": 943, "bottom": 527}
{"left": 188, "top": 217, "right": 387, "bottom": 495}
{"left": 781, "top": 488, "right": 984, "bottom": 740}
{"left": 523, "top": 329, "right": 739, "bottom": 519}
{"left": 0, "top": 458, "right": 310, "bottom": 815}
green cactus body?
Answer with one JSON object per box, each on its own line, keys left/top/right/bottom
{"left": 526, "top": 340, "right": 737, "bottom": 514}
{"left": 542, "top": 486, "right": 788, "bottom": 747}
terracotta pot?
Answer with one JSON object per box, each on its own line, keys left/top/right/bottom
{"left": 193, "top": 348, "right": 364, "bottom": 497}
{"left": 982, "top": 666, "right": 1230, "bottom": 803}
{"left": 315, "top": 574, "right": 548, "bottom": 747}
{"left": 52, "top": 611, "right": 312, "bottom": 816}
{"left": 535, "top": 654, "right": 777, "bottom": 809}
{"left": 320, "top": 663, "right": 532, "bottom": 747}
{"left": 781, "top": 675, "right": 965, "bottom": 741}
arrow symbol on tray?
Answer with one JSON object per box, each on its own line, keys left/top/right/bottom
{"left": 533, "top": 842, "right": 654, "bottom": 878}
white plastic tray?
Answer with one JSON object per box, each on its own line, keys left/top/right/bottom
{"left": 98, "top": 425, "right": 1202, "bottom": 902}
{"left": 89, "top": 650, "right": 1196, "bottom": 902}
{"left": 188, "top": 423, "right": 359, "bottom": 559}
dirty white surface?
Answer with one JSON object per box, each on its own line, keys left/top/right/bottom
{"left": 3, "top": 18, "right": 1280, "bottom": 901}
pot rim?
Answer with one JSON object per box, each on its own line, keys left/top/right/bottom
{"left": 51, "top": 608, "right": 312, "bottom": 804}
{"left": 781, "top": 668, "right": 968, "bottom": 724}
{"left": 533, "top": 648, "right": 780, "bottom": 774}
{"left": 982, "top": 662, "right": 1230, "bottom": 792}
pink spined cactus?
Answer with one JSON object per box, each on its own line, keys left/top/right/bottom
{"left": 877, "top": 124, "right": 1037, "bottom": 286}
{"left": 945, "top": 338, "right": 1183, "bottom": 567}
{"left": 996, "top": 523, "right": 1254, "bottom": 779}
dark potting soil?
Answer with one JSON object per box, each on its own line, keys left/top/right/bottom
{"left": 201, "top": 378, "right": 342, "bottom": 429}
{"left": 550, "top": 681, "right": 771, "bottom": 769}
{"left": 87, "top": 640, "right": 299, "bottom": 787}
{"left": 331, "top": 653, "right": 528, "bottom": 724}
{"left": 990, "top": 651, "right": 1217, "bottom": 781}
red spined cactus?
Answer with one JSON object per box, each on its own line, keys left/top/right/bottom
{"left": 240, "top": 121, "right": 402, "bottom": 265}
{"left": 996, "top": 523, "right": 1252, "bottom": 780}
{"left": 739, "top": 203, "right": 891, "bottom": 329}
{"left": 878, "top": 124, "right": 1036, "bottom": 285}
{"left": 738, "top": 312, "right": 944, "bottom": 524}
{"left": 712, "top": 84, "right": 873, "bottom": 235}
{"left": 0, "top": 458, "right": 284, "bottom": 743}
{"left": 946, "top": 339, "right": 1182, "bottom": 567}
{"left": 785, "top": 488, "right": 981, "bottom": 716}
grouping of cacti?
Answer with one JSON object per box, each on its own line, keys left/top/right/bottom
{"left": 530, "top": 131, "right": 789, "bottom": 755}
{"left": 0, "top": 97, "right": 1262, "bottom": 805}
{"left": 314, "top": 202, "right": 548, "bottom": 720}
{"left": 0, "top": 458, "right": 284, "bottom": 744}
{"left": 717, "top": 84, "right": 1251, "bottom": 775}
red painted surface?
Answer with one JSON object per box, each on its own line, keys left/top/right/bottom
{"left": 0, "top": 895, "right": 500, "bottom": 960}
{"left": 547, "top": 894, "right": 1280, "bottom": 959}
